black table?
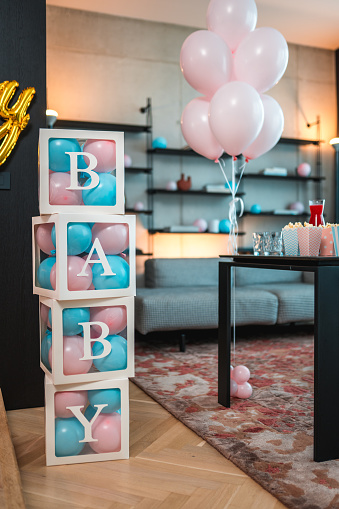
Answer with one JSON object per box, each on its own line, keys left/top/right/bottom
{"left": 218, "top": 255, "right": 339, "bottom": 462}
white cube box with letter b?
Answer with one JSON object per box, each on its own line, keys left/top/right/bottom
{"left": 45, "top": 376, "right": 129, "bottom": 465}
{"left": 40, "top": 296, "right": 134, "bottom": 384}
{"left": 39, "top": 129, "right": 124, "bottom": 215}
{"left": 32, "top": 214, "right": 136, "bottom": 300}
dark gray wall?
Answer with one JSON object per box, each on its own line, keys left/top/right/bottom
{"left": 0, "top": 0, "right": 46, "bottom": 410}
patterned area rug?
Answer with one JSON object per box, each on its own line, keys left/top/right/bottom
{"left": 133, "top": 326, "right": 339, "bottom": 509}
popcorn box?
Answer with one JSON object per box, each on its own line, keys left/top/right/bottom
{"left": 320, "top": 228, "right": 335, "bottom": 256}
{"left": 331, "top": 226, "right": 339, "bottom": 255}
{"left": 32, "top": 214, "right": 136, "bottom": 300}
{"left": 39, "top": 129, "right": 125, "bottom": 215}
{"left": 40, "top": 296, "right": 134, "bottom": 384}
{"left": 282, "top": 228, "right": 299, "bottom": 256}
{"left": 45, "top": 376, "right": 129, "bottom": 466}
{"left": 297, "top": 226, "right": 322, "bottom": 256}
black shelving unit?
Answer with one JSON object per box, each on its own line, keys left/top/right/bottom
{"left": 148, "top": 189, "right": 245, "bottom": 197}
{"left": 149, "top": 229, "right": 246, "bottom": 235}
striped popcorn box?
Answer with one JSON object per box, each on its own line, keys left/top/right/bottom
{"left": 320, "top": 228, "right": 335, "bottom": 256}
{"left": 331, "top": 226, "right": 339, "bottom": 255}
{"left": 297, "top": 226, "right": 322, "bottom": 256}
{"left": 282, "top": 228, "right": 299, "bottom": 256}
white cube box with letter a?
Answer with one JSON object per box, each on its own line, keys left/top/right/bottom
{"left": 40, "top": 296, "right": 134, "bottom": 384}
{"left": 39, "top": 129, "right": 124, "bottom": 215}
{"left": 45, "top": 376, "right": 129, "bottom": 465}
{"left": 32, "top": 214, "right": 136, "bottom": 300}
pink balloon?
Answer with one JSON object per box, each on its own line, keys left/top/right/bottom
{"left": 49, "top": 172, "right": 82, "bottom": 206}
{"left": 243, "top": 95, "right": 284, "bottom": 160}
{"left": 51, "top": 335, "right": 92, "bottom": 376}
{"left": 232, "top": 365, "right": 250, "bottom": 384}
{"left": 36, "top": 223, "right": 55, "bottom": 255}
{"left": 91, "top": 223, "right": 129, "bottom": 255}
{"left": 50, "top": 256, "right": 93, "bottom": 291}
{"left": 235, "top": 382, "right": 253, "bottom": 399}
{"left": 90, "top": 306, "right": 127, "bottom": 335}
{"left": 181, "top": 97, "right": 223, "bottom": 160}
{"left": 207, "top": 0, "right": 257, "bottom": 52}
{"left": 209, "top": 81, "right": 264, "bottom": 156}
{"left": 180, "top": 30, "right": 232, "bottom": 98}
{"left": 230, "top": 379, "right": 238, "bottom": 397}
{"left": 83, "top": 139, "right": 116, "bottom": 173}
{"left": 54, "top": 390, "right": 88, "bottom": 418}
{"left": 89, "top": 412, "right": 121, "bottom": 453}
{"left": 40, "top": 303, "right": 51, "bottom": 327}
{"left": 297, "top": 163, "right": 311, "bottom": 177}
{"left": 193, "top": 219, "right": 208, "bottom": 233}
{"left": 234, "top": 27, "right": 289, "bottom": 93}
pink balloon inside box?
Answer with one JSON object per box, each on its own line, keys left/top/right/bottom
{"left": 45, "top": 376, "right": 129, "bottom": 466}
{"left": 39, "top": 296, "right": 134, "bottom": 385}
{"left": 38, "top": 129, "right": 125, "bottom": 215}
{"left": 32, "top": 213, "right": 136, "bottom": 301}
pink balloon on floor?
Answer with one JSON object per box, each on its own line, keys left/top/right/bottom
{"left": 36, "top": 223, "right": 55, "bottom": 255}
{"left": 89, "top": 412, "right": 121, "bottom": 453}
{"left": 91, "top": 223, "right": 129, "bottom": 255}
{"left": 232, "top": 365, "right": 250, "bottom": 384}
{"left": 40, "top": 303, "right": 51, "bottom": 327}
{"left": 83, "top": 139, "right": 116, "bottom": 172}
{"left": 50, "top": 256, "right": 93, "bottom": 291}
{"left": 230, "top": 379, "right": 238, "bottom": 397}
{"left": 54, "top": 390, "right": 88, "bottom": 418}
{"left": 235, "top": 382, "right": 253, "bottom": 399}
{"left": 49, "top": 172, "right": 82, "bottom": 206}
{"left": 48, "top": 335, "right": 92, "bottom": 376}
{"left": 90, "top": 306, "right": 127, "bottom": 335}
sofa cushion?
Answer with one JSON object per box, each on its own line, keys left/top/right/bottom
{"left": 135, "top": 286, "right": 278, "bottom": 335}
{"left": 235, "top": 266, "right": 302, "bottom": 286}
{"left": 145, "top": 258, "right": 219, "bottom": 288}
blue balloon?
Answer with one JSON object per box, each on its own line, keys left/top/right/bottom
{"left": 49, "top": 138, "right": 87, "bottom": 172}
{"left": 37, "top": 257, "right": 56, "bottom": 290}
{"left": 219, "top": 219, "right": 231, "bottom": 233}
{"left": 152, "top": 137, "right": 167, "bottom": 149}
{"left": 41, "top": 330, "right": 52, "bottom": 370}
{"left": 51, "top": 222, "right": 92, "bottom": 255}
{"left": 82, "top": 173, "right": 116, "bottom": 206}
{"left": 63, "top": 307, "right": 90, "bottom": 335}
{"left": 92, "top": 335, "right": 127, "bottom": 372}
{"left": 84, "top": 405, "right": 119, "bottom": 421}
{"left": 250, "top": 204, "right": 261, "bottom": 214}
{"left": 88, "top": 388, "right": 121, "bottom": 413}
{"left": 92, "top": 255, "right": 129, "bottom": 290}
{"left": 55, "top": 417, "right": 85, "bottom": 457}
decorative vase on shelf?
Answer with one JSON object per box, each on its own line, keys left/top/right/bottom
{"left": 177, "top": 174, "right": 191, "bottom": 191}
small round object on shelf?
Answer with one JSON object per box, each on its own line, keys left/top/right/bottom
{"left": 219, "top": 219, "right": 231, "bottom": 233}
{"left": 297, "top": 162, "right": 311, "bottom": 177}
{"left": 250, "top": 204, "right": 261, "bottom": 214}
{"left": 289, "top": 201, "right": 304, "bottom": 214}
{"left": 152, "top": 137, "right": 167, "bottom": 149}
{"left": 133, "top": 201, "right": 144, "bottom": 211}
{"left": 193, "top": 218, "right": 208, "bottom": 232}
{"left": 124, "top": 154, "right": 132, "bottom": 168}
{"left": 166, "top": 180, "right": 177, "bottom": 191}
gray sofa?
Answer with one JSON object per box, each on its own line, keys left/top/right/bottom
{"left": 135, "top": 258, "right": 314, "bottom": 338}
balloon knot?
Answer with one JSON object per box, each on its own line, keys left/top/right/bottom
{"left": 214, "top": 158, "right": 219, "bottom": 164}
{"left": 233, "top": 156, "right": 237, "bottom": 161}
{"left": 245, "top": 158, "right": 249, "bottom": 163}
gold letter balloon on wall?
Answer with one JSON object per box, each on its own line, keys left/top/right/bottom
{"left": 0, "top": 80, "right": 35, "bottom": 166}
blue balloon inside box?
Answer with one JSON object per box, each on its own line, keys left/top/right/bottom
{"left": 152, "top": 137, "right": 167, "bottom": 149}
{"left": 37, "top": 256, "right": 56, "bottom": 290}
{"left": 82, "top": 172, "right": 117, "bottom": 206}
{"left": 47, "top": 307, "right": 90, "bottom": 336}
{"left": 51, "top": 222, "right": 92, "bottom": 256}
{"left": 250, "top": 204, "right": 262, "bottom": 214}
{"left": 49, "top": 138, "right": 87, "bottom": 173}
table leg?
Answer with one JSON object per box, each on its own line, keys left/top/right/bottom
{"left": 218, "top": 262, "right": 232, "bottom": 407}
{"left": 314, "top": 266, "right": 339, "bottom": 461}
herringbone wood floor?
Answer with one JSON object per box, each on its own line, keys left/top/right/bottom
{"left": 4, "top": 382, "right": 286, "bottom": 509}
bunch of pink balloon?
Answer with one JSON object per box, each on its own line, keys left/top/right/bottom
{"left": 180, "top": 0, "right": 288, "bottom": 161}
{"left": 230, "top": 365, "right": 252, "bottom": 399}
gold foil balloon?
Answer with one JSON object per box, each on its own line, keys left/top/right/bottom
{"left": 0, "top": 80, "right": 35, "bottom": 166}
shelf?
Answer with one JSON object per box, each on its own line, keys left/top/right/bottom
{"left": 125, "top": 167, "right": 152, "bottom": 174}
{"left": 125, "top": 208, "right": 153, "bottom": 215}
{"left": 242, "top": 174, "right": 325, "bottom": 182}
{"left": 136, "top": 251, "right": 153, "bottom": 256}
{"left": 148, "top": 188, "right": 245, "bottom": 197}
{"left": 278, "top": 137, "right": 321, "bottom": 146}
{"left": 54, "top": 119, "right": 151, "bottom": 133}
{"left": 243, "top": 211, "right": 309, "bottom": 217}
{"left": 149, "top": 229, "right": 246, "bottom": 235}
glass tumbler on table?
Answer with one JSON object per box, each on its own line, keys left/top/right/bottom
{"left": 309, "top": 199, "right": 325, "bottom": 226}
{"left": 252, "top": 232, "right": 266, "bottom": 256}
{"left": 263, "top": 231, "right": 283, "bottom": 255}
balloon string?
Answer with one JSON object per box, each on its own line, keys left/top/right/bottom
{"left": 232, "top": 266, "right": 236, "bottom": 365}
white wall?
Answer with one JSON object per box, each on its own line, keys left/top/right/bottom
{"left": 47, "top": 6, "right": 337, "bottom": 259}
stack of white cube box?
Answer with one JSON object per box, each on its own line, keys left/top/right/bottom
{"left": 32, "top": 129, "right": 135, "bottom": 465}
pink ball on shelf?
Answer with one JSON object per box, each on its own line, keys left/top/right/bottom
{"left": 193, "top": 218, "right": 208, "bottom": 232}
{"left": 133, "top": 201, "right": 144, "bottom": 211}
{"left": 289, "top": 201, "right": 305, "bottom": 214}
{"left": 235, "top": 382, "right": 253, "bottom": 399}
{"left": 124, "top": 154, "right": 132, "bottom": 168}
{"left": 166, "top": 181, "right": 177, "bottom": 191}
{"left": 297, "top": 162, "right": 311, "bottom": 177}
{"left": 54, "top": 390, "right": 88, "bottom": 418}
{"left": 232, "top": 365, "right": 250, "bottom": 384}
{"left": 89, "top": 412, "right": 121, "bottom": 453}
